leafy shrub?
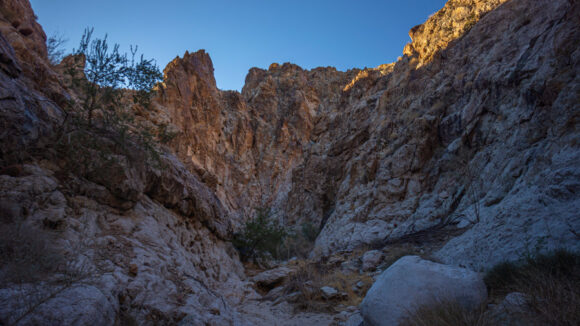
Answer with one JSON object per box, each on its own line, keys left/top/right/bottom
{"left": 232, "top": 208, "right": 287, "bottom": 261}
{"left": 69, "top": 27, "right": 162, "bottom": 126}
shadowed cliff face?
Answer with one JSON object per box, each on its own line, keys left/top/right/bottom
{"left": 285, "top": 0, "right": 580, "bottom": 267}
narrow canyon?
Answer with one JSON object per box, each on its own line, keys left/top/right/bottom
{"left": 0, "top": 0, "right": 578, "bottom": 325}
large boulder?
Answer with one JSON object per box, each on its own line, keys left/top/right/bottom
{"left": 360, "top": 256, "right": 487, "bottom": 326}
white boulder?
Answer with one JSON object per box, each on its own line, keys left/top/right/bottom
{"left": 360, "top": 256, "right": 487, "bottom": 326}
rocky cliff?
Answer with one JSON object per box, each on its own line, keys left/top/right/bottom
{"left": 152, "top": 0, "right": 579, "bottom": 270}
{"left": 155, "top": 52, "right": 358, "bottom": 221}
{"left": 284, "top": 0, "right": 580, "bottom": 269}
{"left": 0, "top": 1, "right": 249, "bottom": 324}
{"left": 1, "top": 0, "right": 579, "bottom": 324}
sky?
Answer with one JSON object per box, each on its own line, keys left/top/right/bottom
{"left": 30, "top": 0, "right": 447, "bottom": 91}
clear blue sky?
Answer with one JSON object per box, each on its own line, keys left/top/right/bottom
{"left": 30, "top": 0, "right": 447, "bottom": 91}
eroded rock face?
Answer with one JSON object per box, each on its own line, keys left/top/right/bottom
{"left": 284, "top": 0, "right": 580, "bottom": 269}
{"left": 156, "top": 53, "right": 358, "bottom": 223}
{"left": 403, "top": 0, "right": 510, "bottom": 66}
{"left": 0, "top": 164, "right": 249, "bottom": 325}
{"left": 0, "top": 3, "right": 246, "bottom": 324}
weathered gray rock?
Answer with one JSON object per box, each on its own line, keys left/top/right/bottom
{"left": 361, "top": 250, "right": 383, "bottom": 272}
{"left": 251, "top": 266, "right": 292, "bottom": 289}
{"left": 360, "top": 256, "right": 487, "bottom": 326}
{"left": 345, "top": 312, "right": 364, "bottom": 326}
{"left": 290, "top": 0, "right": 580, "bottom": 272}
{"left": 320, "top": 286, "right": 339, "bottom": 300}
{"left": 0, "top": 284, "right": 116, "bottom": 326}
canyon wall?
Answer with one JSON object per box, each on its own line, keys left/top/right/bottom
{"left": 0, "top": 2, "right": 250, "bottom": 324}
{"left": 154, "top": 0, "right": 580, "bottom": 270}
{"left": 288, "top": 0, "right": 580, "bottom": 268}
{"left": 155, "top": 52, "right": 358, "bottom": 222}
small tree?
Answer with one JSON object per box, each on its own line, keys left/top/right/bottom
{"left": 233, "top": 207, "right": 288, "bottom": 261}
{"left": 57, "top": 28, "right": 165, "bottom": 173}
{"left": 46, "top": 32, "right": 67, "bottom": 65}
{"left": 128, "top": 46, "right": 163, "bottom": 107}
{"left": 71, "top": 27, "right": 162, "bottom": 126}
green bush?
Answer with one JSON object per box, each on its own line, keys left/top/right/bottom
{"left": 70, "top": 27, "right": 162, "bottom": 126}
{"left": 232, "top": 208, "right": 287, "bottom": 261}
{"left": 301, "top": 222, "right": 320, "bottom": 242}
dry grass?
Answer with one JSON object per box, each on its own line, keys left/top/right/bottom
{"left": 401, "top": 250, "right": 580, "bottom": 326}
{"left": 515, "top": 260, "right": 580, "bottom": 326}
{"left": 277, "top": 243, "right": 426, "bottom": 312}
{"left": 400, "top": 300, "right": 494, "bottom": 326}
{"left": 281, "top": 259, "right": 374, "bottom": 312}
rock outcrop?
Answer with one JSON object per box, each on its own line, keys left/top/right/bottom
{"left": 156, "top": 52, "right": 358, "bottom": 223}
{"left": 0, "top": 3, "right": 246, "bottom": 325}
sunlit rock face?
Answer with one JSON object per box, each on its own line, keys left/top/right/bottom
{"left": 156, "top": 52, "right": 358, "bottom": 223}
{"left": 403, "top": 0, "right": 510, "bottom": 66}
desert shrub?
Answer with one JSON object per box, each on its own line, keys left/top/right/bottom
{"left": 65, "top": 27, "right": 162, "bottom": 122}
{"left": 232, "top": 208, "right": 287, "bottom": 261}
{"left": 483, "top": 260, "right": 523, "bottom": 296}
{"left": 56, "top": 28, "right": 167, "bottom": 173}
{"left": 484, "top": 249, "right": 580, "bottom": 326}
{"left": 301, "top": 222, "right": 319, "bottom": 242}
{"left": 484, "top": 249, "right": 580, "bottom": 296}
